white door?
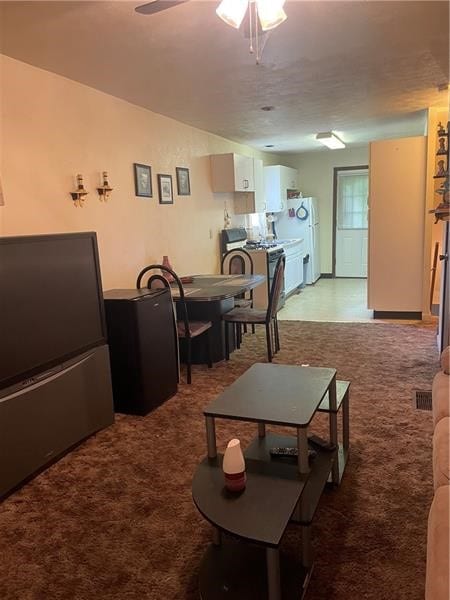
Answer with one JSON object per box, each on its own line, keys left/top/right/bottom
{"left": 335, "top": 170, "right": 368, "bottom": 277}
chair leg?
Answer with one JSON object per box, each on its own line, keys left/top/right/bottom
{"left": 265, "top": 323, "right": 273, "bottom": 363}
{"left": 175, "top": 335, "right": 181, "bottom": 384}
{"left": 274, "top": 317, "right": 280, "bottom": 353}
{"left": 224, "top": 322, "right": 230, "bottom": 361}
{"left": 207, "top": 328, "right": 213, "bottom": 369}
{"left": 271, "top": 321, "right": 277, "bottom": 354}
{"left": 186, "top": 338, "right": 192, "bottom": 384}
{"left": 236, "top": 324, "right": 241, "bottom": 348}
{"left": 251, "top": 324, "right": 255, "bottom": 334}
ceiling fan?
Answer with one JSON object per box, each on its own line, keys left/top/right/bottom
{"left": 134, "top": 0, "right": 288, "bottom": 63}
{"left": 135, "top": 0, "right": 188, "bottom": 16}
{"left": 135, "top": 0, "right": 287, "bottom": 32}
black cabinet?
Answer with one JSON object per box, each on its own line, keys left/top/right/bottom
{"left": 103, "top": 288, "right": 178, "bottom": 415}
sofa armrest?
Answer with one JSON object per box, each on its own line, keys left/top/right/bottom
{"left": 432, "top": 371, "right": 450, "bottom": 428}
{"left": 426, "top": 485, "right": 450, "bottom": 599}
{"left": 433, "top": 417, "right": 450, "bottom": 490}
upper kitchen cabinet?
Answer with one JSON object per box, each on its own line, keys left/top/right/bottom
{"left": 233, "top": 158, "right": 266, "bottom": 214}
{"left": 264, "top": 165, "right": 299, "bottom": 212}
{"left": 210, "top": 153, "right": 255, "bottom": 192}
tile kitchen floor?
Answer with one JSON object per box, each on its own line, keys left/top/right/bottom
{"left": 277, "top": 277, "right": 424, "bottom": 323}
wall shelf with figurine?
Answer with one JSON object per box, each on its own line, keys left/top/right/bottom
{"left": 430, "top": 121, "right": 450, "bottom": 222}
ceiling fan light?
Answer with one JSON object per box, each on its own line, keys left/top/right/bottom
{"left": 216, "top": 0, "right": 249, "bottom": 29}
{"left": 256, "top": 0, "right": 287, "bottom": 31}
{"left": 316, "top": 132, "right": 346, "bottom": 150}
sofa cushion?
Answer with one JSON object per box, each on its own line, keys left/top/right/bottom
{"left": 426, "top": 485, "right": 450, "bottom": 600}
{"left": 432, "top": 371, "right": 450, "bottom": 427}
{"left": 441, "top": 346, "right": 450, "bottom": 375}
{"left": 433, "top": 417, "right": 450, "bottom": 490}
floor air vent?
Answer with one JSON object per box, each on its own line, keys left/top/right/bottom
{"left": 412, "top": 390, "right": 433, "bottom": 411}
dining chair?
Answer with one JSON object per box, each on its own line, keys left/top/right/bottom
{"left": 136, "top": 264, "right": 213, "bottom": 384}
{"left": 221, "top": 248, "right": 255, "bottom": 344}
{"left": 223, "top": 254, "right": 285, "bottom": 363}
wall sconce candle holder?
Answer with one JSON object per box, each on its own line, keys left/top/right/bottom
{"left": 70, "top": 174, "right": 88, "bottom": 207}
{"left": 97, "top": 171, "right": 113, "bottom": 202}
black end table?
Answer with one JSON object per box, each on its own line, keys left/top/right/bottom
{"left": 192, "top": 363, "right": 349, "bottom": 599}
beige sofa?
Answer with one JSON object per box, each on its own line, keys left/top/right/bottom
{"left": 426, "top": 346, "right": 450, "bottom": 600}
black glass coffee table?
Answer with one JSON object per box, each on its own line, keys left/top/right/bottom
{"left": 192, "top": 363, "right": 348, "bottom": 600}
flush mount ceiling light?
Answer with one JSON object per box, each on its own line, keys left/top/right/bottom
{"left": 216, "top": 0, "right": 287, "bottom": 64}
{"left": 316, "top": 132, "right": 346, "bottom": 150}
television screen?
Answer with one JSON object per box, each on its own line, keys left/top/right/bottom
{"left": 0, "top": 232, "right": 107, "bottom": 390}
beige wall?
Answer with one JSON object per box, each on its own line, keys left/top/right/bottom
{"left": 368, "top": 136, "right": 426, "bottom": 312}
{"left": 0, "top": 56, "right": 283, "bottom": 289}
{"left": 286, "top": 146, "right": 369, "bottom": 273}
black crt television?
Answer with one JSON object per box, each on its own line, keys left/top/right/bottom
{"left": 0, "top": 231, "right": 107, "bottom": 394}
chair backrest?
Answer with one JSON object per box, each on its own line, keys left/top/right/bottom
{"left": 136, "top": 264, "right": 191, "bottom": 339}
{"left": 221, "top": 249, "right": 254, "bottom": 301}
{"left": 221, "top": 249, "right": 254, "bottom": 276}
{"left": 267, "top": 254, "right": 285, "bottom": 321}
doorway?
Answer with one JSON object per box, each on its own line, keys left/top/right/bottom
{"left": 333, "top": 166, "right": 369, "bottom": 277}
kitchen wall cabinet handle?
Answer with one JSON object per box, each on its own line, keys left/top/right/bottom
{"left": 439, "top": 254, "right": 448, "bottom": 261}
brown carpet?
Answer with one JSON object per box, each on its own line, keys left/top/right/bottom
{"left": 0, "top": 321, "right": 439, "bottom": 600}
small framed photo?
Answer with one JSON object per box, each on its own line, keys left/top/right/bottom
{"left": 134, "top": 163, "right": 152, "bottom": 197}
{"left": 157, "top": 174, "right": 174, "bottom": 204}
{"left": 176, "top": 167, "right": 191, "bottom": 196}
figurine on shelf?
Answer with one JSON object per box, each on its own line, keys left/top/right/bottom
{"left": 436, "top": 160, "right": 447, "bottom": 177}
{"left": 437, "top": 137, "right": 447, "bottom": 155}
{"left": 430, "top": 201, "right": 450, "bottom": 223}
{"left": 436, "top": 180, "right": 450, "bottom": 203}
{"left": 437, "top": 122, "right": 447, "bottom": 136}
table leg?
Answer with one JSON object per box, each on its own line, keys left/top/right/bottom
{"left": 343, "top": 390, "right": 350, "bottom": 451}
{"left": 205, "top": 416, "right": 217, "bottom": 459}
{"left": 266, "top": 547, "right": 281, "bottom": 600}
{"left": 328, "top": 375, "right": 337, "bottom": 411}
{"left": 297, "top": 427, "right": 309, "bottom": 475}
{"left": 329, "top": 411, "right": 339, "bottom": 484}
{"left": 328, "top": 377, "right": 340, "bottom": 484}
{"left": 258, "top": 423, "right": 266, "bottom": 438}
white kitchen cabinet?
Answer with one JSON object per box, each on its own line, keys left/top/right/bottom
{"left": 210, "top": 153, "right": 255, "bottom": 193}
{"left": 264, "top": 165, "right": 299, "bottom": 212}
{"left": 282, "top": 240, "right": 304, "bottom": 295}
{"left": 233, "top": 158, "right": 266, "bottom": 214}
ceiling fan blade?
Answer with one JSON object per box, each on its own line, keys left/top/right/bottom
{"left": 135, "top": 0, "right": 189, "bottom": 16}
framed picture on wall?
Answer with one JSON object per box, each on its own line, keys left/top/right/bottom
{"left": 157, "top": 174, "right": 174, "bottom": 204}
{"left": 176, "top": 167, "right": 191, "bottom": 196}
{"left": 134, "top": 163, "right": 152, "bottom": 197}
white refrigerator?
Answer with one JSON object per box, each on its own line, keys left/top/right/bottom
{"left": 274, "top": 196, "right": 321, "bottom": 284}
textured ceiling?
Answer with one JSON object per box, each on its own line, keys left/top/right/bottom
{"left": 1, "top": 0, "right": 448, "bottom": 152}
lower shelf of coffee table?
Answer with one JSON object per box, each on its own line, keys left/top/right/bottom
{"left": 199, "top": 538, "right": 311, "bottom": 600}
{"left": 244, "top": 433, "right": 336, "bottom": 525}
